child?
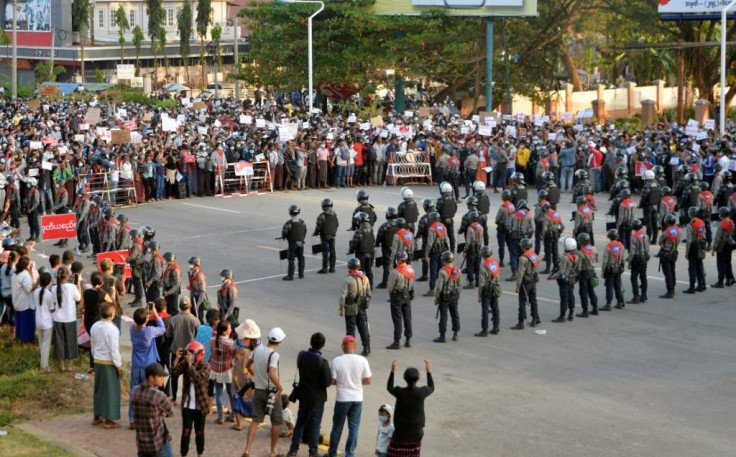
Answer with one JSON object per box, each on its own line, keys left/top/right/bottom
{"left": 280, "top": 394, "right": 295, "bottom": 438}
{"left": 375, "top": 404, "right": 394, "bottom": 457}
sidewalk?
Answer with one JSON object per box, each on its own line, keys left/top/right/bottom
{"left": 18, "top": 409, "right": 329, "bottom": 457}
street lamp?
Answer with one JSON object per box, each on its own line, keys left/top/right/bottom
{"left": 282, "top": 0, "right": 324, "bottom": 114}
{"left": 207, "top": 41, "right": 218, "bottom": 100}
{"left": 227, "top": 18, "right": 241, "bottom": 101}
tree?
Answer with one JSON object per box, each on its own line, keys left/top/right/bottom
{"left": 159, "top": 28, "right": 169, "bottom": 81}
{"left": 35, "top": 61, "right": 66, "bottom": 83}
{"left": 177, "top": 0, "right": 194, "bottom": 84}
{"left": 132, "top": 25, "right": 144, "bottom": 70}
{"left": 196, "top": 0, "right": 212, "bottom": 89}
{"left": 211, "top": 23, "right": 222, "bottom": 66}
{"left": 115, "top": 6, "right": 130, "bottom": 65}
{"left": 0, "top": 31, "right": 10, "bottom": 60}
{"left": 71, "top": 0, "right": 89, "bottom": 82}
{"left": 145, "top": 0, "right": 164, "bottom": 64}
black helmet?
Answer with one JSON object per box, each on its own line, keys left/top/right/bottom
{"left": 722, "top": 170, "right": 732, "bottom": 181}
{"left": 519, "top": 238, "right": 533, "bottom": 250}
{"left": 607, "top": 229, "right": 619, "bottom": 240}
{"left": 662, "top": 186, "right": 672, "bottom": 196}
{"left": 428, "top": 211, "right": 440, "bottom": 224}
{"left": 631, "top": 219, "right": 643, "bottom": 230}
{"left": 356, "top": 189, "right": 369, "bottom": 202}
{"left": 575, "top": 169, "right": 588, "bottom": 179}
{"left": 687, "top": 206, "right": 699, "bottom": 218}
{"left": 148, "top": 241, "right": 160, "bottom": 251}
{"left": 422, "top": 198, "right": 435, "bottom": 212}
{"left": 117, "top": 214, "right": 128, "bottom": 223}
{"left": 615, "top": 166, "right": 627, "bottom": 179}
{"left": 220, "top": 269, "right": 233, "bottom": 280}
{"left": 664, "top": 213, "right": 677, "bottom": 226}
{"left": 141, "top": 226, "right": 155, "bottom": 241}
{"left": 541, "top": 202, "right": 552, "bottom": 211}
{"left": 512, "top": 172, "right": 525, "bottom": 183}
{"left": 538, "top": 189, "right": 549, "bottom": 200}
{"left": 576, "top": 232, "right": 591, "bottom": 245}
{"left": 516, "top": 199, "right": 528, "bottom": 209}
{"left": 582, "top": 185, "right": 592, "bottom": 195}
{"left": 386, "top": 206, "right": 398, "bottom": 220}
{"left": 468, "top": 211, "right": 480, "bottom": 222}
{"left": 441, "top": 250, "right": 454, "bottom": 264}
{"left": 676, "top": 164, "right": 689, "bottom": 175}
{"left": 354, "top": 211, "right": 369, "bottom": 223}
{"left": 163, "top": 252, "right": 176, "bottom": 262}
{"left": 617, "top": 179, "right": 630, "bottom": 190}
{"left": 501, "top": 189, "right": 512, "bottom": 201}
{"left": 620, "top": 189, "right": 631, "bottom": 198}
{"left": 321, "top": 198, "right": 333, "bottom": 210}
{"left": 684, "top": 172, "right": 697, "bottom": 182}
{"left": 347, "top": 257, "right": 361, "bottom": 270}
{"left": 465, "top": 195, "right": 478, "bottom": 208}
{"left": 718, "top": 206, "right": 730, "bottom": 218}
{"left": 188, "top": 256, "right": 201, "bottom": 266}
{"left": 104, "top": 208, "right": 114, "bottom": 217}
{"left": 288, "top": 204, "right": 300, "bottom": 216}
{"left": 480, "top": 245, "right": 493, "bottom": 257}
{"left": 698, "top": 182, "right": 709, "bottom": 191}
{"left": 129, "top": 229, "right": 138, "bottom": 239}
{"left": 576, "top": 196, "right": 587, "bottom": 205}
{"left": 653, "top": 165, "right": 664, "bottom": 176}
{"left": 543, "top": 171, "right": 555, "bottom": 182}
{"left": 395, "top": 217, "right": 407, "bottom": 229}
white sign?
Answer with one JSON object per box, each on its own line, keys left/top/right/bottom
{"left": 29, "top": 141, "right": 42, "bottom": 150}
{"left": 347, "top": 114, "right": 357, "bottom": 123}
{"left": 130, "top": 132, "right": 143, "bottom": 144}
{"left": 658, "top": 0, "right": 728, "bottom": 14}
{"left": 705, "top": 119, "right": 715, "bottom": 130}
{"left": 696, "top": 131, "right": 708, "bottom": 141}
{"left": 117, "top": 64, "right": 136, "bottom": 80}
{"left": 256, "top": 118, "right": 266, "bottom": 128}
{"left": 239, "top": 115, "right": 249, "bottom": 124}
{"left": 359, "top": 122, "right": 370, "bottom": 131}
{"left": 279, "top": 127, "right": 293, "bottom": 141}
{"left": 162, "top": 118, "right": 178, "bottom": 132}
{"left": 626, "top": 146, "right": 637, "bottom": 155}
{"left": 478, "top": 126, "right": 493, "bottom": 136}
{"left": 131, "top": 77, "right": 144, "bottom": 88}
{"left": 197, "top": 126, "right": 208, "bottom": 135}
{"left": 685, "top": 125, "right": 699, "bottom": 137}
{"left": 96, "top": 128, "right": 111, "bottom": 143}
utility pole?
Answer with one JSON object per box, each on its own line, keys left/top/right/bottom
{"left": 11, "top": 0, "right": 17, "bottom": 100}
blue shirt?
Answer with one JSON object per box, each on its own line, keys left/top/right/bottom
{"left": 195, "top": 324, "right": 214, "bottom": 362}
{"left": 130, "top": 317, "right": 166, "bottom": 368}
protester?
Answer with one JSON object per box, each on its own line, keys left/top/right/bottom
{"left": 51, "top": 266, "right": 81, "bottom": 372}
{"left": 34, "top": 272, "right": 54, "bottom": 374}
{"left": 209, "top": 320, "right": 235, "bottom": 425}
{"left": 386, "top": 360, "right": 434, "bottom": 456}
{"left": 165, "top": 297, "right": 200, "bottom": 403}
{"left": 129, "top": 305, "right": 167, "bottom": 429}
{"left": 231, "top": 319, "right": 261, "bottom": 430}
{"left": 11, "top": 256, "right": 37, "bottom": 343}
{"left": 171, "top": 341, "right": 211, "bottom": 457}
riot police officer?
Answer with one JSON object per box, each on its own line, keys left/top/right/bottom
{"left": 617, "top": 189, "right": 637, "bottom": 252}
{"left": 126, "top": 229, "right": 144, "bottom": 307}
{"left": 351, "top": 189, "right": 376, "bottom": 230}
{"left": 534, "top": 189, "right": 551, "bottom": 255}
{"left": 116, "top": 214, "right": 131, "bottom": 251}
{"left": 639, "top": 169, "right": 661, "bottom": 241}
{"left": 423, "top": 211, "right": 450, "bottom": 297}
{"left": 313, "top": 198, "right": 339, "bottom": 274}
{"left": 710, "top": 206, "right": 735, "bottom": 288}
{"left": 607, "top": 180, "right": 630, "bottom": 224}
{"left": 348, "top": 212, "right": 375, "bottom": 288}
{"left": 389, "top": 218, "right": 415, "bottom": 267}
{"left": 609, "top": 166, "right": 629, "bottom": 201}
{"left": 678, "top": 173, "right": 699, "bottom": 225}
{"left": 714, "top": 171, "right": 734, "bottom": 208}
{"left": 475, "top": 245, "right": 501, "bottom": 336}
{"left": 375, "top": 207, "right": 399, "bottom": 288}
{"left": 683, "top": 206, "right": 707, "bottom": 294}
{"left": 386, "top": 251, "right": 414, "bottom": 350}
{"left": 397, "top": 187, "right": 419, "bottom": 232}
{"left": 509, "top": 172, "right": 528, "bottom": 207}
{"left": 436, "top": 181, "right": 458, "bottom": 252}
{"left": 576, "top": 233, "right": 599, "bottom": 317}
{"left": 462, "top": 211, "right": 483, "bottom": 288}
{"left": 282, "top": 205, "right": 307, "bottom": 281}
{"left": 571, "top": 169, "right": 592, "bottom": 204}
{"left": 506, "top": 199, "right": 534, "bottom": 281}
{"left": 540, "top": 202, "right": 564, "bottom": 274}
{"left": 541, "top": 171, "right": 561, "bottom": 209}
{"left": 627, "top": 219, "right": 650, "bottom": 304}
{"left": 696, "top": 181, "right": 715, "bottom": 247}
{"left": 143, "top": 241, "right": 163, "bottom": 303}
{"left": 659, "top": 186, "right": 677, "bottom": 230}
{"left": 415, "top": 198, "right": 435, "bottom": 282}
{"left": 433, "top": 251, "right": 461, "bottom": 343}
{"left": 339, "top": 257, "right": 372, "bottom": 356}
{"left": 162, "top": 252, "right": 182, "bottom": 315}
{"left": 457, "top": 196, "right": 478, "bottom": 241}
{"left": 549, "top": 237, "right": 581, "bottom": 322}
{"left": 510, "top": 238, "right": 540, "bottom": 330}
{"left": 657, "top": 214, "right": 680, "bottom": 299}
{"left": 495, "top": 190, "right": 515, "bottom": 268}
{"left": 601, "top": 229, "right": 625, "bottom": 310}
{"left": 473, "top": 181, "right": 491, "bottom": 245}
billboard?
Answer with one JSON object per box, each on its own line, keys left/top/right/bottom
{"left": 368, "top": 0, "right": 537, "bottom": 16}
{"left": 4, "top": 0, "right": 53, "bottom": 46}
{"left": 658, "top": 0, "right": 731, "bottom": 14}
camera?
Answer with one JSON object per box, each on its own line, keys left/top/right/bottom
{"left": 264, "top": 386, "right": 278, "bottom": 415}
{"left": 237, "top": 378, "right": 255, "bottom": 398}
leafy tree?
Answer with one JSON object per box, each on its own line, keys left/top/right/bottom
{"left": 0, "top": 31, "right": 10, "bottom": 60}
{"left": 35, "top": 61, "right": 66, "bottom": 83}
{"left": 196, "top": 0, "right": 212, "bottom": 88}
{"left": 145, "top": 0, "right": 164, "bottom": 63}
{"left": 71, "top": 0, "right": 89, "bottom": 82}
{"left": 159, "top": 28, "right": 169, "bottom": 80}
{"left": 211, "top": 23, "right": 222, "bottom": 66}
{"left": 177, "top": 0, "right": 194, "bottom": 84}
{"left": 115, "top": 6, "right": 130, "bottom": 65}
{"left": 132, "top": 25, "right": 144, "bottom": 70}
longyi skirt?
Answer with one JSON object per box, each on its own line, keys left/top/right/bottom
{"left": 93, "top": 362, "right": 121, "bottom": 421}
{"left": 53, "top": 321, "right": 79, "bottom": 360}
{"left": 14, "top": 309, "right": 35, "bottom": 343}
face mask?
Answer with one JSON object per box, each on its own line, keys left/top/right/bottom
{"left": 189, "top": 265, "right": 194, "bottom": 270}
{"left": 379, "top": 415, "right": 389, "bottom": 423}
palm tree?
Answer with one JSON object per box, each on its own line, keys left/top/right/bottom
{"left": 71, "top": 0, "right": 90, "bottom": 82}
{"left": 115, "top": 6, "right": 130, "bottom": 65}
{"left": 196, "top": 0, "right": 212, "bottom": 89}
{"left": 35, "top": 61, "right": 66, "bottom": 83}
{"left": 145, "top": 0, "right": 164, "bottom": 64}
{"left": 159, "top": 28, "right": 169, "bottom": 82}
{"left": 177, "top": 0, "right": 193, "bottom": 85}
{"left": 132, "top": 25, "right": 144, "bottom": 73}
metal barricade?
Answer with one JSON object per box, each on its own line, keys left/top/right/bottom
{"left": 78, "top": 172, "right": 138, "bottom": 207}
{"left": 386, "top": 150, "right": 432, "bottom": 186}
{"left": 215, "top": 161, "right": 273, "bottom": 198}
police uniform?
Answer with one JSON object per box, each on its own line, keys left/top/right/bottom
{"left": 573, "top": 201, "right": 595, "bottom": 245}
{"left": 416, "top": 213, "right": 430, "bottom": 280}
{"left": 639, "top": 180, "right": 661, "bottom": 240}
{"left": 679, "top": 182, "right": 699, "bottom": 225}
{"left": 375, "top": 219, "right": 398, "bottom": 288}
{"left": 729, "top": 192, "right": 736, "bottom": 219}
{"left": 577, "top": 242, "right": 599, "bottom": 315}
{"left": 26, "top": 185, "right": 41, "bottom": 241}
{"left": 444, "top": 154, "right": 461, "bottom": 199}
{"left": 116, "top": 223, "right": 131, "bottom": 251}
{"left": 534, "top": 197, "right": 550, "bottom": 254}
{"left": 339, "top": 270, "right": 372, "bottom": 353}
{"left": 477, "top": 255, "right": 501, "bottom": 334}
{"left": 314, "top": 208, "right": 339, "bottom": 273}
{"left": 659, "top": 195, "right": 677, "bottom": 230}
{"left": 74, "top": 195, "right": 91, "bottom": 251}
{"left": 475, "top": 190, "right": 491, "bottom": 245}
{"left": 386, "top": 262, "right": 414, "bottom": 348}
{"left": 143, "top": 250, "right": 163, "bottom": 302}
{"left": 543, "top": 182, "right": 561, "bottom": 209}
{"left": 711, "top": 215, "right": 736, "bottom": 287}
{"left": 424, "top": 221, "right": 450, "bottom": 293}
{"left": 351, "top": 202, "right": 376, "bottom": 230}
{"left": 218, "top": 280, "right": 238, "bottom": 325}
{"left": 617, "top": 197, "right": 637, "bottom": 251}
{"left": 162, "top": 261, "right": 182, "bottom": 315}
{"left": 684, "top": 217, "right": 707, "bottom": 292}
{"left": 513, "top": 249, "right": 540, "bottom": 327}
{"left": 628, "top": 229, "right": 650, "bottom": 303}
{"left": 283, "top": 217, "right": 307, "bottom": 280}
{"left": 436, "top": 194, "right": 458, "bottom": 252}
{"left": 697, "top": 189, "right": 715, "bottom": 246}
{"left": 397, "top": 199, "right": 419, "bottom": 232}
{"left": 657, "top": 224, "right": 680, "bottom": 298}
{"left": 7, "top": 181, "right": 21, "bottom": 228}
{"left": 434, "top": 263, "right": 461, "bottom": 341}
{"left": 495, "top": 200, "right": 515, "bottom": 266}
{"left": 549, "top": 250, "right": 580, "bottom": 321}
{"left": 505, "top": 207, "right": 534, "bottom": 279}
{"left": 541, "top": 208, "right": 564, "bottom": 273}
{"left": 100, "top": 216, "right": 119, "bottom": 253}
{"left": 390, "top": 228, "right": 415, "bottom": 266}
{"left": 601, "top": 240, "right": 625, "bottom": 309}
{"left": 88, "top": 202, "right": 102, "bottom": 254}
{"left": 510, "top": 183, "right": 528, "bottom": 207}
{"left": 571, "top": 178, "right": 592, "bottom": 204}
{"left": 463, "top": 222, "right": 483, "bottom": 286}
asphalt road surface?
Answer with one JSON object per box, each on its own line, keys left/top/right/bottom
{"left": 35, "top": 184, "right": 736, "bottom": 457}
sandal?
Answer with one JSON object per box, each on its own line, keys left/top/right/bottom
{"left": 215, "top": 418, "right": 224, "bottom": 425}
{"left": 231, "top": 424, "right": 242, "bottom": 431}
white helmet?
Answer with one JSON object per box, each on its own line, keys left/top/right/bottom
{"left": 440, "top": 182, "right": 453, "bottom": 195}
{"left": 26, "top": 177, "right": 37, "bottom": 187}
{"left": 401, "top": 187, "right": 414, "bottom": 200}
{"left": 643, "top": 169, "right": 655, "bottom": 181}
{"left": 473, "top": 181, "right": 486, "bottom": 192}
{"left": 563, "top": 237, "right": 577, "bottom": 251}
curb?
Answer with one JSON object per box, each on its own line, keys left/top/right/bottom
{"left": 14, "top": 423, "right": 98, "bottom": 457}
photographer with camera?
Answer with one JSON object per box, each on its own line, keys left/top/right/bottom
{"left": 242, "top": 327, "right": 286, "bottom": 457}
{"left": 170, "top": 341, "right": 210, "bottom": 457}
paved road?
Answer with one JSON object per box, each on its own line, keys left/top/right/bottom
{"left": 31, "top": 185, "right": 736, "bottom": 457}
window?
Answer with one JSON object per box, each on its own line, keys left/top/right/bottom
{"left": 165, "top": 8, "right": 175, "bottom": 27}
{"left": 129, "top": 9, "right": 135, "bottom": 27}
{"left": 111, "top": 8, "right": 117, "bottom": 27}
{"left": 98, "top": 8, "right": 105, "bottom": 29}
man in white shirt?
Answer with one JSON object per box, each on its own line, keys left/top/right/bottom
{"left": 90, "top": 304, "right": 123, "bottom": 429}
{"left": 327, "top": 335, "right": 372, "bottom": 457}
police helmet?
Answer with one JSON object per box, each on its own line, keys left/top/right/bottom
{"left": 620, "top": 189, "right": 631, "bottom": 198}
{"left": 698, "top": 181, "right": 709, "bottom": 191}
{"left": 288, "top": 204, "right": 301, "bottom": 216}
{"left": 473, "top": 181, "right": 486, "bottom": 193}
{"left": 576, "top": 196, "right": 587, "bottom": 206}
{"left": 148, "top": 241, "right": 160, "bottom": 251}
{"left": 676, "top": 164, "right": 689, "bottom": 175}
{"left": 465, "top": 195, "right": 478, "bottom": 208}
{"left": 718, "top": 206, "right": 730, "bottom": 219}
{"left": 220, "top": 269, "right": 233, "bottom": 280}
{"left": 664, "top": 213, "right": 677, "bottom": 226}
{"left": 576, "top": 232, "right": 591, "bottom": 246}
{"left": 722, "top": 170, "right": 732, "bottom": 181}
{"left": 386, "top": 206, "right": 398, "bottom": 220}
{"left": 662, "top": 186, "right": 672, "bottom": 196}
{"left": 574, "top": 169, "right": 588, "bottom": 179}
{"left": 188, "top": 256, "right": 201, "bottom": 266}
{"left": 321, "top": 198, "right": 333, "bottom": 210}
{"left": 422, "top": 198, "right": 435, "bottom": 212}
{"left": 631, "top": 219, "right": 643, "bottom": 230}
{"left": 401, "top": 187, "right": 414, "bottom": 201}
{"left": 468, "top": 211, "right": 480, "bottom": 222}
{"left": 2, "top": 238, "right": 16, "bottom": 249}
{"left": 395, "top": 251, "right": 408, "bottom": 263}
{"left": 356, "top": 189, "right": 369, "bottom": 202}
{"left": 519, "top": 238, "right": 533, "bottom": 251}
{"left": 538, "top": 189, "right": 549, "bottom": 201}
{"left": 6, "top": 176, "right": 13, "bottom": 185}
{"left": 512, "top": 172, "right": 525, "bottom": 184}
{"left": 687, "top": 206, "right": 699, "bottom": 218}
{"left": 563, "top": 237, "right": 577, "bottom": 251}
{"left": 684, "top": 172, "right": 697, "bottom": 182}
{"left": 140, "top": 226, "right": 155, "bottom": 241}
{"left": 582, "top": 185, "right": 592, "bottom": 195}
{"left": 541, "top": 202, "right": 552, "bottom": 211}
{"left": 617, "top": 179, "right": 630, "bottom": 190}
{"left": 395, "top": 217, "right": 407, "bottom": 229}
{"left": 542, "top": 171, "right": 555, "bottom": 182}
{"left": 347, "top": 257, "right": 361, "bottom": 271}
{"left": 441, "top": 250, "right": 454, "bottom": 264}
{"left": 129, "top": 229, "right": 138, "bottom": 239}
{"left": 501, "top": 189, "right": 512, "bottom": 201}
{"left": 354, "top": 211, "right": 369, "bottom": 223}
{"left": 116, "top": 214, "right": 128, "bottom": 223}
{"left": 428, "top": 211, "right": 441, "bottom": 224}
{"left": 480, "top": 245, "right": 493, "bottom": 257}
{"left": 163, "top": 252, "right": 176, "bottom": 262}
{"left": 516, "top": 199, "right": 528, "bottom": 209}
{"left": 615, "top": 166, "right": 628, "bottom": 179}
{"left": 652, "top": 165, "right": 664, "bottom": 176}
{"left": 93, "top": 195, "right": 103, "bottom": 204}
{"left": 643, "top": 169, "right": 655, "bottom": 181}
{"left": 606, "top": 229, "right": 619, "bottom": 240}
{"left": 439, "top": 181, "right": 453, "bottom": 195}
{"left": 104, "top": 208, "right": 114, "bottom": 217}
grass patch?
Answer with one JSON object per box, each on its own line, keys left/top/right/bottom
{"left": 0, "top": 427, "right": 74, "bottom": 456}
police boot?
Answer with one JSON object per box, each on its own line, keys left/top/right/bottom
{"left": 510, "top": 321, "right": 524, "bottom": 330}
{"left": 726, "top": 278, "right": 736, "bottom": 287}
{"left": 318, "top": 259, "right": 328, "bottom": 274}
{"left": 505, "top": 274, "right": 517, "bottom": 282}
{"left": 433, "top": 333, "right": 447, "bottom": 343}
{"left": 329, "top": 263, "right": 336, "bottom": 273}
{"left": 298, "top": 266, "right": 305, "bottom": 279}
{"left": 452, "top": 331, "right": 458, "bottom": 342}
{"left": 601, "top": 301, "right": 612, "bottom": 311}
{"left": 422, "top": 288, "right": 434, "bottom": 297}
{"left": 417, "top": 275, "right": 428, "bottom": 282}
{"left": 576, "top": 309, "right": 589, "bottom": 318}
{"left": 403, "top": 337, "right": 411, "bottom": 348}
{"left": 474, "top": 329, "right": 489, "bottom": 337}
{"left": 376, "top": 282, "right": 387, "bottom": 289}
{"left": 552, "top": 313, "right": 565, "bottom": 323}
{"left": 567, "top": 309, "right": 574, "bottom": 321}
{"left": 532, "top": 317, "right": 541, "bottom": 326}
{"left": 640, "top": 293, "right": 647, "bottom": 302}
{"left": 629, "top": 295, "right": 640, "bottom": 304}
{"left": 59, "top": 239, "right": 68, "bottom": 247}
{"left": 499, "top": 260, "right": 504, "bottom": 267}
{"left": 590, "top": 305, "right": 599, "bottom": 315}
{"left": 615, "top": 301, "right": 625, "bottom": 309}
{"left": 283, "top": 265, "right": 295, "bottom": 281}
{"left": 710, "top": 282, "right": 723, "bottom": 288}
{"left": 490, "top": 326, "right": 500, "bottom": 335}
{"left": 696, "top": 284, "right": 706, "bottom": 292}
{"left": 541, "top": 264, "right": 551, "bottom": 274}
{"left": 386, "top": 341, "right": 401, "bottom": 350}
{"left": 659, "top": 290, "right": 675, "bottom": 299}
{"left": 682, "top": 287, "right": 695, "bottom": 294}
{"left": 361, "top": 345, "right": 370, "bottom": 356}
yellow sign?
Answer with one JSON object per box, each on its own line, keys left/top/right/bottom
{"left": 368, "top": 0, "right": 537, "bottom": 16}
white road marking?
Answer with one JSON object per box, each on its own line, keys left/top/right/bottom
{"left": 207, "top": 264, "right": 347, "bottom": 287}
{"left": 181, "top": 202, "right": 242, "bottom": 213}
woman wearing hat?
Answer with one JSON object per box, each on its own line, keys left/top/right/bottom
{"left": 231, "top": 319, "right": 261, "bottom": 430}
